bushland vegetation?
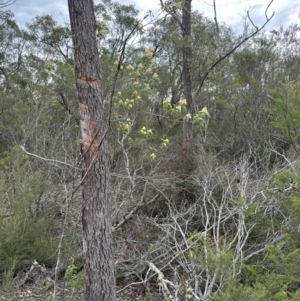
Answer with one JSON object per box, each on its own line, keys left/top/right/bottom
{"left": 1, "top": 1, "right": 300, "bottom": 300}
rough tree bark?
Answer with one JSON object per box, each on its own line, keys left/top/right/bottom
{"left": 181, "top": 0, "right": 194, "bottom": 174}
{"left": 68, "top": 1, "right": 116, "bottom": 301}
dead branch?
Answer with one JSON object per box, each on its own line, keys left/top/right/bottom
{"left": 58, "top": 92, "right": 79, "bottom": 122}
{"left": 19, "top": 145, "right": 79, "bottom": 170}
{"left": 194, "top": 0, "right": 275, "bottom": 97}
{"left": 112, "top": 193, "right": 159, "bottom": 232}
{"left": 0, "top": 0, "right": 15, "bottom": 8}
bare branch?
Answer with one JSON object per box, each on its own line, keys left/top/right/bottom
{"left": 265, "top": 0, "right": 274, "bottom": 20}
{"left": 112, "top": 194, "right": 159, "bottom": 232}
{"left": 58, "top": 92, "right": 79, "bottom": 122}
{"left": 244, "top": 234, "right": 285, "bottom": 261}
{"left": 19, "top": 145, "right": 79, "bottom": 170}
{"left": 247, "top": 9, "right": 258, "bottom": 31}
{"left": 194, "top": 0, "right": 275, "bottom": 97}
{"left": 0, "top": 0, "right": 15, "bottom": 8}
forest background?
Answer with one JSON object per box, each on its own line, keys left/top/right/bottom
{"left": 1, "top": 0, "right": 300, "bottom": 300}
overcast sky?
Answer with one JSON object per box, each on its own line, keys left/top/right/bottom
{"left": 8, "top": 0, "right": 300, "bottom": 33}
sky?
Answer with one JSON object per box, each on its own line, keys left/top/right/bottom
{"left": 8, "top": 0, "right": 300, "bottom": 33}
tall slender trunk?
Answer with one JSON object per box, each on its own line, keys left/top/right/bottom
{"left": 68, "top": 1, "right": 116, "bottom": 301}
{"left": 182, "top": 0, "right": 194, "bottom": 174}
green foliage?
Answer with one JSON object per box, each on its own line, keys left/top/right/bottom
{"left": 143, "top": 289, "right": 156, "bottom": 301}
{"left": 238, "top": 168, "right": 300, "bottom": 301}
{"left": 2, "top": 2, "right": 300, "bottom": 300}
{"left": 261, "top": 241, "right": 300, "bottom": 295}
{"left": 211, "top": 283, "right": 269, "bottom": 301}
{"left": 64, "top": 258, "right": 84, "bottom": 290}
{"left": 0, "top": 147, "right": 59, "bottom": 280}
{"left": 269, "top": 80, "right": 300, "bottom": 154}
{"left": 0, "top": 258, "right": 17, "bottom": 295}
{"left": 187, "top": 230, "right": 234, "bottom": 274}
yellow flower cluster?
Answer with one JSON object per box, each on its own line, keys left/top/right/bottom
{"left": 140, "top": 126, "right": 152, "bottom": 135}
{"left": 179, "top": 99, "right": 187, "bottom": 105}
{"left": 161, "top": 138, "right": 169, "bottom": 147}
{"left": 126, "top": 64, "right": 134, "bottom": 70}
{"left": 118, "top": 118, "right": 132, "bottom": 133}
{"left": 185, "top": 113, "right": 192, "bottom": 121}
{"left": 139, "top": 126, "right": 153, "bottom": 138}
{"left": 200, "top": 107, "right": 210, "bottom": 116}
{"left": 124, "top": 99, "right": 134, "bottom": 108}
{"left": 150, "top": 153, "right": 156, "bottom": 160}
{"left": 143, "top": 48, "right": 153, "bottom": 58}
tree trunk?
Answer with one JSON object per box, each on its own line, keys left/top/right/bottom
{"left": 182, "top": 0, "right": 194, "bottom": 174}
{"left": 68, "top": 1, "right": 116, "bottom": 301}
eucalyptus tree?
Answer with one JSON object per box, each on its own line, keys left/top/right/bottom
{"left": 158, "top": 0, "right": 275, "bottom": 176}
{"left": 68, "top": 0, "right": 116, "bottom": 300}
{"left": 26, "top": 14, "right": 72, "bottom": 62}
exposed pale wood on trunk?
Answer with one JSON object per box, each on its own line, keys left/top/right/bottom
{"left": 68, "top": 1, "right": 116, "bottom": 300}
